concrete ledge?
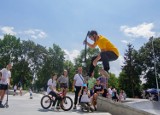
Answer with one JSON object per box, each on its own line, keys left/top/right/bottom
{"left": 97, "top": 96, "right": 155, "bottom": 115}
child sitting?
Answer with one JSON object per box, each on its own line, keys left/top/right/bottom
{"left": 79, "top": 84, "right": 94, "bottom": 112}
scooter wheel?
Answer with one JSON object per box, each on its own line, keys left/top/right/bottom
{"left": 5, "top": 105, "right": 9, "bottom": 108}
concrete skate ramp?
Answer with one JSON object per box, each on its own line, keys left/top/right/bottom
{"left": 97, "top": 96, "right": 160, "bottom": 115}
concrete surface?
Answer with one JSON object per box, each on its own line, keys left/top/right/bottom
{"left": 97, "top": 96, "right": 160, "bottom": 115}
{"left": 0, "top": 93, "right": 112, "bottom": 115}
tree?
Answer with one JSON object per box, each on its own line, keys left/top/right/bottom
{"left": 74, "top": 48, "right": 100, "bottom": 78}
{"left": 108, "top": 73, "right": 119, "bottom": 90}
{"left": 120, "top": 44, "right": 141, "bottom": 97}
{"left": 138, "top": 37, "right": 160, "bottom": 89}
{"left": 36, "top": 44, "right": 65, "bottom": 90}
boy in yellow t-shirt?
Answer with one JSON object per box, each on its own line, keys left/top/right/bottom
{"left": 84, "top": 30, "right": 119, "bottom": 77}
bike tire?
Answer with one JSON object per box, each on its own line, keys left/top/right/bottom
{"left": 60, "top": 96, "right": 73, "bottom": 111}
{"left": 41, "top": 95, "right": 52, "bottom": 109}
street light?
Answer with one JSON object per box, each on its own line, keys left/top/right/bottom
{"left": 151, "top": 36, "right": 160, "bottom": 101}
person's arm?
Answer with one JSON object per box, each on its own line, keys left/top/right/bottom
{"left": 78, "top": 87, "right": 83, "bottom": 96}
{"left": 72, "top": 80, "right": 76, "bottom": 90}
{"left": 84, "top": 40, "right": 97, "bottom": 49}
{"left": 8, "top": 77, "right": 11, "bottom": 86}
{"left": 52, "top": 87, "right": 59, "bottom": 94}
{"left": 57, "top": 76, "right": 61, "bottom": 83}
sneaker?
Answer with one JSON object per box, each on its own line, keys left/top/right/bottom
{"left": 90, "top": 106, "right": 94, "bottom": 112}
{"left": 51, "top": 106, "right": 55, "bottom": 110}
{"left": 73, "top": 105, "right": 77, "bottom": 109}
{"left": 0, "top": 104, "right": 5, "bottom": 108}
{"left": 56, "top": 106, "right": 61, "bottom": 109}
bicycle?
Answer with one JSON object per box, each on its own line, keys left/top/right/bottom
{"left": 40, "top": 89, "right": 73, "bottom": 111}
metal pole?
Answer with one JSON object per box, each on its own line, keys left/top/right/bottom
{"left": 151, "top": 36, "right": 160, "bottom": 101}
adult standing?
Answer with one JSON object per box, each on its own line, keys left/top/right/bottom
{"left": 88, "top": 71, "right": 96, "bottom": 96}
{"left": 0, "top": 64, "right": 12, "bottom": 108}
{"left": 84, "top": 30, "right": 119, "bottom": 77}
{"left": 72, "top": 67, "right": 85, "bottom": 109}
{"left": 57, "top": 69, "right": 69, "bottom": 96}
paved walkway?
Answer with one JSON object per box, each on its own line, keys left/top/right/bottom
{"left": 124, "top": 98, "right": 160, "bottom": 115}
{"left": 0, "top": 93, "right": 112, "bottom": 115}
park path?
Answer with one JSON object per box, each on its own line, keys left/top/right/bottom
{"left": 0, "top": 92, "right": 112, "bottom": 115}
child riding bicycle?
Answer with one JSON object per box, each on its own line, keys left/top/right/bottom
{"left": 47, "top": 73, "right": 62, "bottom": 109}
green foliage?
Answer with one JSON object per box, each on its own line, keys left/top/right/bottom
{"left": 119, "top": 44, "right": 141, "bottom": 98}
{"left": 108, "top": 73, "right": 119, "bottom": 90}
{"left": 138, "top": 37, "right": 160, "bottom": 89}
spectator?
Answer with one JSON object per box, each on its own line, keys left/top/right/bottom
{"left": 112, "top": 88, "right": 119, "bottom": 102}
{"left": 87, "top": 72, "right": 96, "bottom": 96}
{"left": 98, "top": 68, "right": 109, "bottom": 98}
{"left": 13, "top": 84, "right": 17, "bottom": 96}
{"left": 18, "top": 81, "right": 23, "bottom": 96}
{"left": 0, "top": 63, "right": 12, "bottom": 108}
{"left": 72, "top": 67, "right": 85, "bottom": 109}
{"left": 108, "top": 86, "right": 112, "bottom": 99}
{"left": 92, "top": 78, "right": 104, "bottom": 111}
{"left": 47, "top": 73, "right": 61, "bottom": 110}
{"left": 57, "top": 69, "right": 69, "bottom": 96}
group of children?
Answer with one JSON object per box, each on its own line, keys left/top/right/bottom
{"left": 78, "top": 69, "right": 126, "bottom": 112}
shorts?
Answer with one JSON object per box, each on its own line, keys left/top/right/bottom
{"left": 60, "top": 83, "right": 68, "bottom": 89}
{"left": 102, "top": 89, "right": 107, "bottom": 97}
{"left": 0, "top": 84, "right": 8, "bottom": 90}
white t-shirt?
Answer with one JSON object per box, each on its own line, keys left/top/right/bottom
{"left": 108, "top": 88, "right": 112, "bottom": 95}
{"left": 81, "top": 90, "right": 90, "bottom": 102}
{"left": 14, "top": 85, "right": 17, "bottom": 90}
{"left": 47, "top": 78, "right": 56, "bottom": 94}
{"left": 74, "top": 74, "right": 84, "bottom": 87}
{"left": 0, "top": 68, "right": 11, "bottom": 85}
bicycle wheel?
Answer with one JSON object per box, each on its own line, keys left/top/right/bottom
{"left": 60, "top": 96, "right": 73, "bottom": 111}
{"left": 41, "top": 95, "right": 52, "bottom": 109}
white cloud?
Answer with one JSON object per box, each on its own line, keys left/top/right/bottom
{"left": 120, "top": 23, "right": 156, "bottom": 38}
{"left": 64, "top": 49, "right": 80, "bottom": 63}
{"left": 0, "top": 26, "right": 17, "bottom": 35}
{"left": 121, "top": 40, "right": 129, "bottom": 44}
{"left": 0, "top": 26, "right": 47, "bottom": 40}
{"left": 24, "top": 29, "right": 47, "bottom": 39}
{"left": 110, "top": 55, "right": 124, "bottom": 77}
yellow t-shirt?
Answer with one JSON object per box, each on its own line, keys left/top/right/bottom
{"left": 94, "top": 35, "right": 119, "bottom": 57}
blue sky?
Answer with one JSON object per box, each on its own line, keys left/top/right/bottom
{"left": 0, "top": 0, "right": 160, "bottom": 76}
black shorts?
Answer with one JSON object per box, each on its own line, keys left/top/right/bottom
{"left": 102, "top": 89, "right": 107, "bottom": 97}
{"left": 0, "top": 84, "right": 8, "bottom": 90}
{"left": 60, "top": 83, "right": 68, "bottom": 89}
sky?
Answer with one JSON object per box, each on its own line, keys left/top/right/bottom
{"left": 0, "top": 0, "right": 160, "bottom": 76}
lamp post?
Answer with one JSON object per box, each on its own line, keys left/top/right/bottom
{"left": 151, "top": 36, "right": 159, "bottom": 101}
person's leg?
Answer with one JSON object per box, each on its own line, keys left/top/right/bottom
{"left": 88, "top": 56, "right": 98, "bottom": 76}
{"left": 49, "top": 91, "right": 58, "bottom": 107}
{"left": 74, "top": 86, "right": 81, "bottom": 109}
{"left": 0, "top": 84, "right": 7, "bottom": 107}
{"left": 100, "top": 51, "right": 118, "bottom": 72}
{"left": 102, "top": 89, "right": 107, "bottom": 98}
{"left": 0, "top": 90, "right": 3, "bottom": 105}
